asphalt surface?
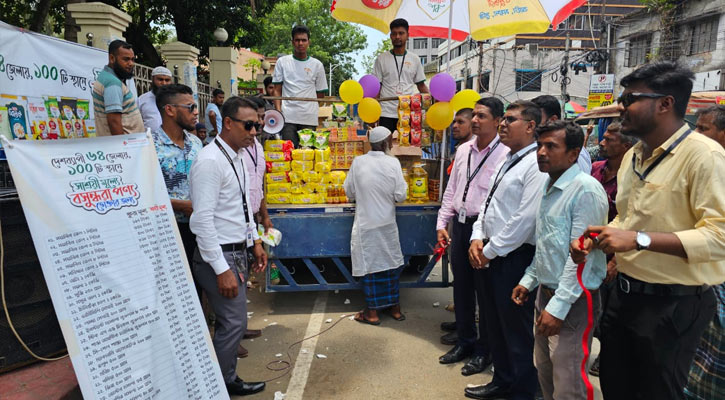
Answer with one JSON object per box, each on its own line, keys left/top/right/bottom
{"left": 232, "top": 264, "right": 603, "bottom": 400}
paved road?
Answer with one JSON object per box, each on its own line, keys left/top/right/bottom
{"left": 233, "top": 266, "right": 603, "bottom": 400}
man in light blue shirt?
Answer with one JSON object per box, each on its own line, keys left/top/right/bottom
{"left": 512, "top": 120, "right": 608, "bottom": 400}
{"left": 204, "top": 88, "right": 224, "bottom": 144}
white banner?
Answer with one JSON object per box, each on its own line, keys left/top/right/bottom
{"left": 0, "top": 21, "right": 107, "bottom": 140}
{"left": 3, "top": 133, "right": 228, "bottom": 400}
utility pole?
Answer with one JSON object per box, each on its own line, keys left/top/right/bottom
{"left": 477, "top": 41, "right": 484, "bottom": 92}
{"left": 561, "top": 31, "right": 571, "bottom": 103}
{"left": 463, "top": 38, "right": 470, "bottom": 89}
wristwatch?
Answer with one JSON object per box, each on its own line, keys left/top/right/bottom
{"left": 254, "top": 239, "right": 263, "bottom": 245}
{"left": 636, "top": 231, "right": 651, "bottom": 251}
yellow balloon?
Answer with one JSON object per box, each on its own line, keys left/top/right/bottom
{"left": 426, "top": 102, "right": 454, "bottom": 130}
{"left": 358, "top": 97, "right": 381, "bottom": 123}
{"left": 450, "top": 89, "right": 481, "bottom": 111}
{"left": 339, "top": 80, "right": 364, "bottom": 104}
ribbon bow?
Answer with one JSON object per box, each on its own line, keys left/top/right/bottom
{"left": 433, "top": 239, "right": 449, "bottom": 262}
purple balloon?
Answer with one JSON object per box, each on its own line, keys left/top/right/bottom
{"left": 359, "top": 74, "right": 381, "bottom": 98}
{"left": 430, "top": 73, "right": 456, "bottom": 102}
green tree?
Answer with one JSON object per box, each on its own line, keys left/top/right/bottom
{"left": 254, "top": 0, "right": 366, "bottom": 93}
{"left": 640, "top": 0, "right": 684, "bottom": 61}
{"left": 360, "top": 38, "right": 392, "bottom": 75}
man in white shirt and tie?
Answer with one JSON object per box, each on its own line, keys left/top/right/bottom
{"left": 189, "top": 96, "right": 267, "bottom": 397}
{"left": 466, "top": 100, "right": 548, "bottom": 400}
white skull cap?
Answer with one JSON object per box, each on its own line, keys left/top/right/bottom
{"left": 369, "top": 126, "right": 391, "bottom": 143}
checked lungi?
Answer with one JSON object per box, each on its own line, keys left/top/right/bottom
{"left": 361, "top": 267, "right": 402, "bottom": 310}
{"left": 685, "top": 283, "right": 725, "bottom": 400}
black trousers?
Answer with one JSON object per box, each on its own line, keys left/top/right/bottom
{"left": 481, "top": 244, "right": 537, "bottom": 400}
{"left": 378, "top": 117, "right": 398, "bottom": 133}
{"left": 450, "top": 218, "right": 490, "bottom": 357}
{"left": 177, "top": 221, "right": 202, "bottom": 301}
{"left": 600, "top": 282, "right": 716, "bottom": 400}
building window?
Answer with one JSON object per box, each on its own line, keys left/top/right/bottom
{"left": 432, "top": 38, "right": 445, "bottom": 48}
{"left": 626, "top": 34, "right": 651, "bottom": 67}
{"left": 688, "top": 16, "right": 719, "bottom": 55}
{"left": 431, "top": 55, "right": 438, "bottom": 61}
{"left": 420, "top": 55, "right": 427, "bottom": 65}
{"left": 466, "top": 75, "right": 474, "bottom": 90}
{"left": 561, "top": 15, "right": 584, "bottom": 30}
{"left": 456, "top": 80, "right": 462, "bottom": 92}
{"left": 439, "top": 54, "right": 447, "bottom": 66}
{"left": 515, "top": 69, "right": 542, "bottom": 92}
{"left": 413, "top": 38, "right": 428, "bottom": 49}
{"left": 479, "top": 72, "right": 490, "bottom": 92}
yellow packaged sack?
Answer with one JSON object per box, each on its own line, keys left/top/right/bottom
{"left": 315, "top": 162, "right": 332, "bottom": 174}
{"left": 291, "top": 160, "right": 313, "bottom": 172}
{"left": 288, "top": 171, "right": 304, "bottom": 184}
{"left": 303, "top": 182, "right": 318, "bottom": 194}
{"left": 267, "top": 193, "right": 291, "bottom": 204}
{"left": 293, "top": 194, "right": 318, "bottom": 204}
{"left": 267, "top": 182, "right": 292, "bottom": 193}
{"left": 315, "top": 148, "right": 331, "bottom": 163}
{"left": 330, "top": 171, "right": 346, "bottom": 184}
{"left": 268, "top": 161, "right": 291, "bottom": 172}
{"left": 320, "top": 173, "right": 332, "bottom": 184}
{"left": 264, "top": 140, "right": 290, "bottom": 152}
{"left": 304, "top": 170, "right": 322, "bottom": 183}
{"left": 266, "top": 172, "right": 289, "bottom": 184}
{"left": 292, "top": 148, "right": 315, "bottom": 161}
{"left": 317, "top": 183, "right": 329, "bottom": 194}
{"left": 265, "top": 151, "right": 288, "bottom": 162}
{"left": 290, "top": 182, "right": 304, "bottom": 194}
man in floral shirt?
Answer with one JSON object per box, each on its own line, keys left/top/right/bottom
{"left": 151, "top": 84, "right": 203, "bottom": 290}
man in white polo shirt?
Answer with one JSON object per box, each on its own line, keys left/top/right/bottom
{"left": 373, "top": 18, "right": 429, "bottom": 133}
{"left": 272, "top": 25, "right": 328, "bottom": 147}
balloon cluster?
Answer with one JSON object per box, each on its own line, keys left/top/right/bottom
{"left": 427, "top": 73, "right": 481, "bottom": 130}
{"left": 339, "top": 72, "right": 482, "bottom": 128}
{"left": 339, "top": 75, "right": 382, "bottom": 124}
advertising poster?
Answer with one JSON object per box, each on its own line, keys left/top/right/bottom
{"left": 587, "top": 74, "right": 615, "bottom": 110}
{"left": 3, "top": 133, "right": 228, "bottom": 400}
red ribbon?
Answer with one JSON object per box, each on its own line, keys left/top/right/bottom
{"left": 577, "top": 233, "right": 597, "bottom": 400}
{"left": 433, "top": 239, "right": 448, "bottom": 262}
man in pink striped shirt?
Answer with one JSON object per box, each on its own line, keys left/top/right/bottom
{"left": 436, "top": 97, "right": 509, "bottom": 376}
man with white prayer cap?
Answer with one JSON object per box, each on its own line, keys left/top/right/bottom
{"left": 138, "top": 66, "right": 174, "bottom": 131}
{"left": 344, "top": 126, "right": 408, "bottom": 325}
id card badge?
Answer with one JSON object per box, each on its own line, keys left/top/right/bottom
{"left": 246, "top": 222, "right": 255, "bottom": 247}
{"left": 458, "top": 207, "right": 467, "bottom": 224}
{"left": 395, "top": 83, "right": 404, "bottom": 95}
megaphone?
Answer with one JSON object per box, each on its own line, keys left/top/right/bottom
{"left": 264, "top": 110, "right": 284, "bottom": 134}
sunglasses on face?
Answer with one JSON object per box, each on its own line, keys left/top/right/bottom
{"left": 616, "top": 92, "right": 667, "bottom": 107}
{"left": 228, "top": 116, "right": 261, "bottom": 131}
{"left": 502, "top": 115, "right": 530, "bottom": 125}
{"left": 169, "top": 103, "right": 198, "bottom": 113}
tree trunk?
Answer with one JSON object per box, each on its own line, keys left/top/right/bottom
{"left": 125, "top": 23, "right": 164, "bottom": 67}
{"left": 29, "top": 0, "right": 53, "bottom": 33}
{"left": 64, "top": 0, "right": 84, "bottom": 43}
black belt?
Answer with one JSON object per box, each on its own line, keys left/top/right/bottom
{"left": 221, "top": 242, "right": 248, "bottom": 252}
{"left": 454, "top": 213, "right": 479, "bottom": 224}
{"left": 618, "top": 273, "right": 710, "bottom": 296}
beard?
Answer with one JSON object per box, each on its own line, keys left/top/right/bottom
{"left": 176, "top": 115, "right": 196, "bottom": 132}
{"left": 151, "top": 82, "right": 160, "bottom": 96}
{"left": 113, "top": 62, "right": 134, "bottom": 80}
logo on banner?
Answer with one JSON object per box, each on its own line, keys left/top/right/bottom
{"left": 418, "top": 0, "right": 450, "bottom": 19}
{"left": 362, "top": 0, "right": 393, "bottom": 10}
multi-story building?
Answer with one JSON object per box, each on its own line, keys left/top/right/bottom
{"left": 611, "top": 0, "right": 725, "bottom": 92}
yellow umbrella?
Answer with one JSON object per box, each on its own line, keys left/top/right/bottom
{"left": 331, "top": 0, "right": 586, "bottom": 41}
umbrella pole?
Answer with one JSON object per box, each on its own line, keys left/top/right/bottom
{"left": 438, "top": 0, "right": 454, "bottom": 202}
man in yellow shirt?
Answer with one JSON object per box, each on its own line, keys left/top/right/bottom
{"left": 572, "top": 61, "right": 725, "bottom": 400}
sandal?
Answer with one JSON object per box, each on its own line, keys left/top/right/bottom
{"left": 387, "top": 306, "right": 406, "bottom": 321}
{"left": 354, "top": 311, "right": 381, "bottom": 326}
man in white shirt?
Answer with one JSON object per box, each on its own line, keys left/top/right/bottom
{"left": 373, "top": 18, "right": 429, "bottom": 133}
{"left": 189, "top": 96, "right": 267, "bottom": 397}
{"left": 204, "top": 89, "right": 225, "bottom": 144}
{"left": 466, "top": 100, "right": 548, "bottom": 400}
{"left": 344, "top": 126, "right": 408, "bottom": 325}
{"left": 532, "top": 95, "right": 592, "bottom": 173}
{"left": 272, "top": 25, "right": 328, "bottom": 147}
{"left": 137, "top": 66, "right": 173, "bottom": 132}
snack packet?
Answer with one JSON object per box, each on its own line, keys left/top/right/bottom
{"left": 266, "top": 151, "right": 290, "bottom": 162}
{"left": 267, "top": 182, "right": 292, "bottom": 193}
{"left": 83, "top": 119, "right": 97, "bottom": 137}
{"left": 292, "top": 148, "right": 315, "bottom": 161}
{"left": 291, "top": 160, "right": 313, "bottom": 172}
{"left": 75, "top": 99, "right": 90, "bottom": 120}
{"left": 399, "top": 127, "right": 410, "bottom": 146}
{"left": 288, "top": 171, "right": 304, "bottom": 184}
{"left": 398, "top": 95, "right": 411, "bottom": 110}
{"left": 313, "top": 130, "right": 330, "bottom": 149}
{"left": 6, "top": 102, "right": 29, "bottom": 140}
{"left": 411, "top": 128, "right": 422, "bottom": 147}
{"left": 266, "top": 161, "right": 291, "bottom": 173}
{"left": 304, "top": 170, "right": 322, "bottom": 183}
{"left": 411, "top": 112, "right": 422, "bottom": 130}
{"left": 411, "top": 94, "right": 422, "bottom": 111}
{"left": 315, "top": 162, "right": 332, "bottom": 174}
{"left": 329, "top": 171, "right": 347, "bottom": 184}
{"left": 297, "top": 128, "right": 315, "bottom": 148}
{"left": 422, "top": 94, "right": 433, "bottom": 109}
{"left": 265, "top": 139, "right": 293, "bottom": 152}
{"left": 267, "top": 193, "right": 292, "bottom": 204}
{"left": 421, "top": 129, "right": 432, "bottom": 147}
{"left": 315, "top": 148, "right": 331, "bottom": 163}
{"left": 266, "top": 172, "right": 289, "bottom": 184}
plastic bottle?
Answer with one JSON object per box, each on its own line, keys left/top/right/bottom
{"left": 401, "top": 168, "right": 410, "bottom": 202}
{"left": 409, "top": 162, "right": 428, "bottom": 204}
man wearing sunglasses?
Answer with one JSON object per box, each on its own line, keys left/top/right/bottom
{"left": 572, "top": 61, "right": 725, "bottom": 400}
{"left": 152, "top": 84, "right": 204, "bottom": 295}
{"left": 189, "top": 96, "right": 267, "bottom": 397}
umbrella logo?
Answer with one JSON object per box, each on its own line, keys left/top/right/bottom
{"left": 361, "top": 0, "right": 393, "bottom": 10}
{"left": 417, "top": 0, "right": 451, "bottom": 20}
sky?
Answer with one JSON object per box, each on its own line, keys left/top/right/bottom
{"left": 351, "top": 24, "right": 387, "bottom": 80}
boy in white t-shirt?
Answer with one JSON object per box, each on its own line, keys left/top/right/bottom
{"left": 373, "top": 18, "right": 429, "bottom": 133}
{"left": 272, "top": 25, "right": 328, "bottom": 147}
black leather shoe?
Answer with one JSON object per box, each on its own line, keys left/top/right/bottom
{"left": 440, "top": 331, "right": 458, "bottom": 345}
{"left": 464, "top": 383, "right": 511, "bottom": 399}
{"left": 461, "top": 355, "right": 493, "bottom": 376}
{"left": 226, "top": 376, "right": 265, "bottom": 396}
{"left": 440, "top": 321, "right": 456, "bottom": 332}
{"left": 439, "top": 345, "right": 472, "bottom": 364}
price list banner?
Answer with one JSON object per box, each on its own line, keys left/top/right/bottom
{"left": 3, "top": 133, "right": 228, "bottom": 400}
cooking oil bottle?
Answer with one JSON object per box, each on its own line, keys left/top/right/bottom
{"left": 401, "top": 167, "right": 410, "bottom": 202}
{"left": 409, "top": 162, "right": 428, "bottom": 204}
